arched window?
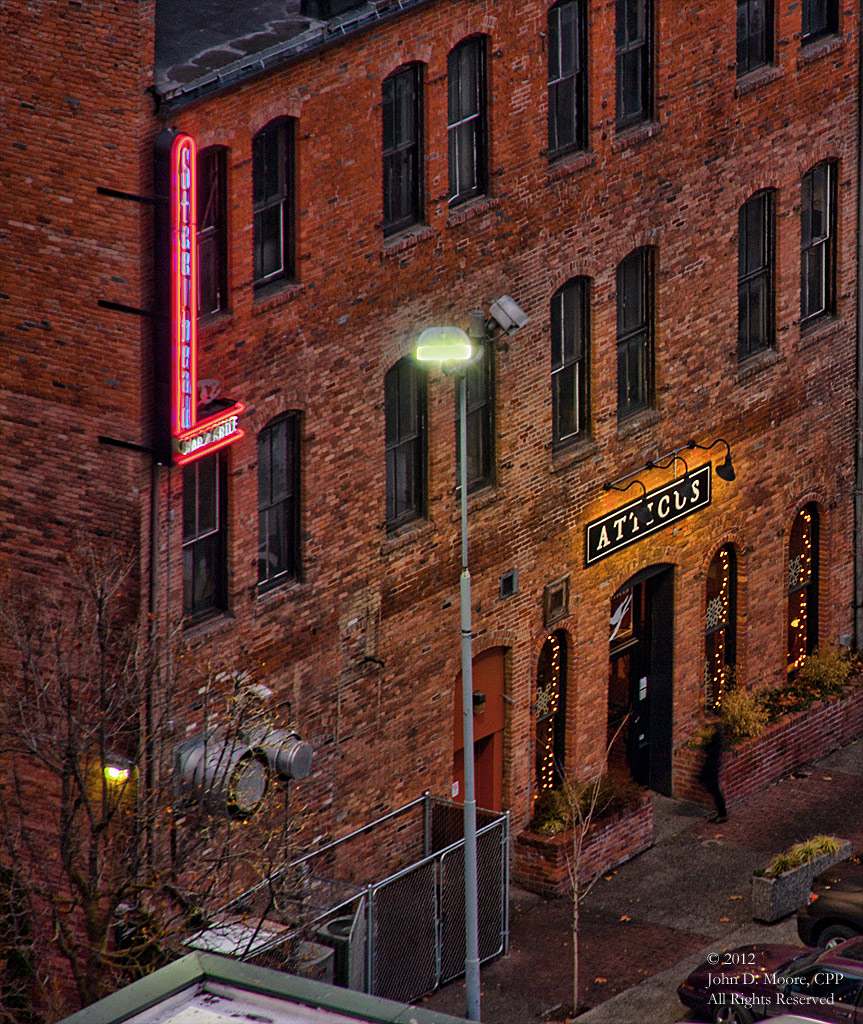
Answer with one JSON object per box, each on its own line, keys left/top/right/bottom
{"left": 385, "top": 357, "right": 426, "bottom": 528}
{"left": 535, "top": 631, "right": 567, "bottom": 793}
{"left": 257, "top": 413, "right": 301, "bottom": 590}
{"left": 548, "top": 0, "right": 588, "bottom": 156}
{"left": 705, "top": 545, "right": 737, "bottom": 711}
{"left": 252, "top": 117, "right": 295, "bottom": 287}
{"left": 197, "top": 145, "right": 228, "bottom": 316}
{"left": 382, "top": 64, "right": 424, "bottom": 235}
{"left": 616, "top": 247, "right": 654, "bottom": 420}
{"left": 788, "top": 504, "right": 819, "bottom": 671}
{"left": 447, "top": 37, "right": 487, "bottom": 204}
{"left": 551, "top": 277, "right": 589, "bottom": 446}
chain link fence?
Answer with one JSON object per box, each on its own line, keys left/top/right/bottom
{"left": 209, "top": 793, "right": 509, "bottom": 1004}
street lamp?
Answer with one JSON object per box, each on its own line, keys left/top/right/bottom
{"left": 416, "top": 322, "right": 483, "bottom": 1022}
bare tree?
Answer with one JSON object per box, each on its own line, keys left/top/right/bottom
{"left": 550, "top": 717, "right": 632, "bottom": 1016}
{"left": 0, "top": 545, "right": 305, "bottom": 1021}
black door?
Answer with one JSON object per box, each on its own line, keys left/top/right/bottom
{"left": 608, "top": 567, "right": 674, "bottom": 795}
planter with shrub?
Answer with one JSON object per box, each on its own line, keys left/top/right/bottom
{"left": 751, "top": 835, "right": 850, "bottom": 923}
{"left": 513, "top": 775, "right": 653, "bottom": 896}
{"left": 674, "top": 642, "right": 863, "bottom": 805}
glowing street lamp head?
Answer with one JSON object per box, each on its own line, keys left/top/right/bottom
{"left": 104, "top": 764, "right": 131, "bottom": 784}
{"left": 415, "top": 326, "right": 473, "bottom": 364}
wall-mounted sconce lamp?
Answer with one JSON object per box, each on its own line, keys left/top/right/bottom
{"left": 687, "top": 438, "right": 736, "bottom": 482}
{"left": 603, "top": 477, "right": 653, "bottom": 525}
{"left": 647, "top": 452, "right": 696, "bottom": 501}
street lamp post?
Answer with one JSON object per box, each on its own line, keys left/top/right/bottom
{"left": 416, "top": 325, "right": 482, "bottom": 1022}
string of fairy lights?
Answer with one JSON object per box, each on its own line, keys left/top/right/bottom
{"left": 535, "top": 633, "right": 562, "bottom": 793}
{"left": 787, "top": 508, "right": 813, "bottom": 672}
{"left": 534, "top": 513, "right": 814, "bottom": 790}
{"left": 705, "top": 546, "right": 732, "bottom": 712}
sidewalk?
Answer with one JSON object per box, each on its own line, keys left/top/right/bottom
{"left": 420, "top": 738, "right": 863, "bottom": 1024}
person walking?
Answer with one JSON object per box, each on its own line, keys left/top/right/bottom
{"left": 700, "top": 721, "right": 728, "bottom": 823}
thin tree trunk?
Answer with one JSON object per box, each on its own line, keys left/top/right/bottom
{"left": 572, "top": 882, "right": 579, "bottom": 1014}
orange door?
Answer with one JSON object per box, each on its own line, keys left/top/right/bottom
{"left": 452, "top": 648, "right": 505, "bottom": 811}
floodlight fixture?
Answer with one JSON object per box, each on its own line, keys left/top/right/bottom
{"left": 488, "top": 294, "right": 529, "bottom": 336}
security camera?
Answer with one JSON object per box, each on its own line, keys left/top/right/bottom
{"left": 488, "top": 295, "right": 529, "bottom": 336}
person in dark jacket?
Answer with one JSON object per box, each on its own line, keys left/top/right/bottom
{"left": 700, "top": 722, "right": 728, "bottom": 823}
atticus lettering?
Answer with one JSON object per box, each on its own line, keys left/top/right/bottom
{"left": 585, "top": 464, "right": 711, "bottom": 565}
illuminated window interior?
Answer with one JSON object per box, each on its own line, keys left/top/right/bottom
{"left": 705, "top": 545, "right": 737, "bottom": 711}
{"left": 535, "top": 631, "right": 567, "bottom": 793}
{"left": 788, "top": 505, "right": 819, "bottom": 672}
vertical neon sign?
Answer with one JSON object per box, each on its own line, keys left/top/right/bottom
{"left": 167, "top": 131, "right": 244, "bottom": 466}
{"left": 173, "top": 134, "right": 197, "bottom": 436}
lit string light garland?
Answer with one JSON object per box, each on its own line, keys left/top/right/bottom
{"left": 705, "top": 546, "right": 731, "bottom": 711}
{"left": 788, "top": 509, "right": 813, "bottom": 672}
{"left": 535, "top": 634, "right": 561, "bottom": 792}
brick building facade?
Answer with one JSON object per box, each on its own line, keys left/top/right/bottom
{"left": 2, "top": 0, "right": 860, "bottom": 903}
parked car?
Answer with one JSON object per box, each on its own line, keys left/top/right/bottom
{"left": 797, "top": 856, "right": 863, "bottom": 948}
{"left": 677, "top": 939, "right": 863, "bottom": 1024}
{"left": 765, "top": 1017, "right": 835, "bottom": 1024}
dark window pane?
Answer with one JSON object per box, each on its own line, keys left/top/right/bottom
{"left": 455, "top": 347, "right": 493, "bottom": 491}
{"left": 552, "top": 278, "right": 589, "bottom": 443}
{"left": 615, "top": 0, "right": 650, "bottom": 125}
{"left": 548, "top": 1, "right": 587, "bottom": 154}
{"left": 257, "top": 414, "right": 300, "bottom": 587}
{"left": 801, "top": 164, "right": 835, "bottom": 324}
{"left": 198, "top": 147, "right": 227, "bottom": 315}
{"left": 737, "top": 192, "right": 774, "bottom": 358}
{"left": 448, "top": 39, "right": 486, "bottom": 203}
{"left": 737, "top": 0, "right": 771, "bottom": 74}
{"left": 385, "top": 359, "right": 425, "bottom": 526}
{"left": 183, "top": 467, "right": 196, "bottom": 540}
{"left": 197, "top": 456, "right": 217, "bottom": 536}
{"left": 253, "top": 120, "right": 293, "bottom": 286}
{"left": 382, "top": 65, "right": 422, "bottom": 234}
{"left": 803, "top": 0, "right": 837, "bottom": 39}
{"left": 616, "top": 251, "right": 652, "bottom": 419}
{"left": 182, "top": 456, "right": 226, "bottom": 617}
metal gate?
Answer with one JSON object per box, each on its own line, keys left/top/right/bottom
{"left": 366, "top": 798, "right": 509, "bottom": 1002}
{"left": 215, "top": 794, "right": 509, "bottom": 1005}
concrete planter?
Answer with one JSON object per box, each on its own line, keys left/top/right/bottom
{"left": 751, "top": 840, "right": 851, "bottom": 923}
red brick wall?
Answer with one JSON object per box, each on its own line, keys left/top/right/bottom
{"left": 1, "top": 0, "right": 860, "bottom": 932}
{"left": 140, "top": 0, "right": 861, "bottom": 847}
{"left": 674, "top": 688, "right": 863, "bottom": 806}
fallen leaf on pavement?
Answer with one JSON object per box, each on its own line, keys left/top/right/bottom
{"left": 729, "top": 895, "right": 742, "bottom": 900}
{"left": 823, "top": 776, "right": 833, "bottom": 781}
{"left": 720, "top": 917, "right": 730, "bottom": 922}
{"left": 620, "top": 915, "right": 631, "bottom": 921}
{"left": 594, "top": 978, "right": 607, "bottom": 984}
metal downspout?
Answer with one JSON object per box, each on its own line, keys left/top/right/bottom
{"left": 856, "top": 0, "right": 863, "bottom": 648}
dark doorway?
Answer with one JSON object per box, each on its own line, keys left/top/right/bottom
{"left": 608, "top": 566, "right": 674, "bottom": 795}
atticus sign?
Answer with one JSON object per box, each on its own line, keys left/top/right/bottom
{"left": 585, "top": 463, "right": 712, "bottom": 565}
{"left": 154, "top": 129, "right": 244, "bottom": 466}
